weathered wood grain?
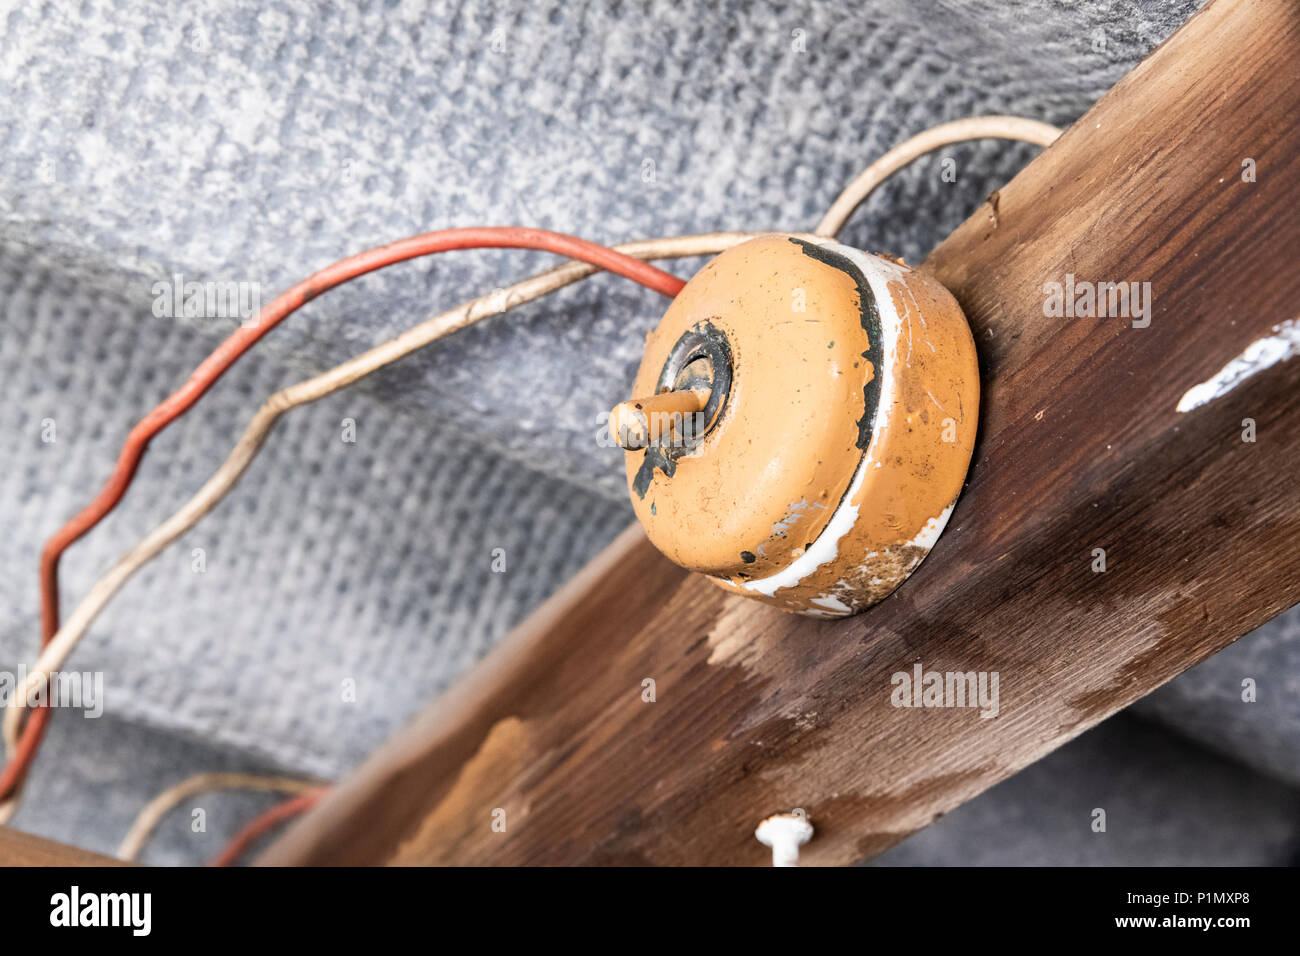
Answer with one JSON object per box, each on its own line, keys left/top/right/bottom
{"left": 262, "top": 0, "right": 1300, "bottom": 866}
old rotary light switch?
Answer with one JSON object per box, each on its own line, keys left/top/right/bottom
{"left": 610, "top": 235, "right": 979, "bottom": 618}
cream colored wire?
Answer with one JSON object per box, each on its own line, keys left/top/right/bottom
{"left": 0, "top": 115, "right": 1061, "bottom": 831}
{"left": 116, "top": 772, "right": 321, "bottom": 862}
{"left": 815, "top": 115, "right": 1061, "bottom": 237}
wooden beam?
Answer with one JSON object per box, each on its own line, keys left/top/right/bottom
{"left": 262, "top": 0, "right": 1300, "bottom": 866}
{"left": 0, "top": 826, "right": 125, "bottom": 866}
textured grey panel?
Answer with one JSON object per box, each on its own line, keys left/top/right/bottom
{"left": 0, "top": 252, "right": 630, "bottom": 781}
{"left": 872, "top": 713, "right": 1300, "bottom": 867}
{"left": 8, "top": 706, "right": 312, "bottom": 866}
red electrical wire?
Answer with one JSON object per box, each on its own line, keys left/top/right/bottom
{"left": 209, "top": 787, "right": 329, "bottom": 867}
{"left": 0, "top": 227, "right": 685, "bottom": 806}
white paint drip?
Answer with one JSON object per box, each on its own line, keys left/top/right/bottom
{"left": 907, "top": 503, "right": 955, "bottom": 550}
{"left": 1176, "top": 319, "right": 1300, "bottom": 413}
{"left": 740, "top": 244, "right": 907, "bottom": 597}
{"left": 809, "top": 594, "right": 852, "bottom": 614}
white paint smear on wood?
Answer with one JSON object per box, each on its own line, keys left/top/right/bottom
{"left": 1176, "top": 319, "right": 1300, "bottom": 413}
